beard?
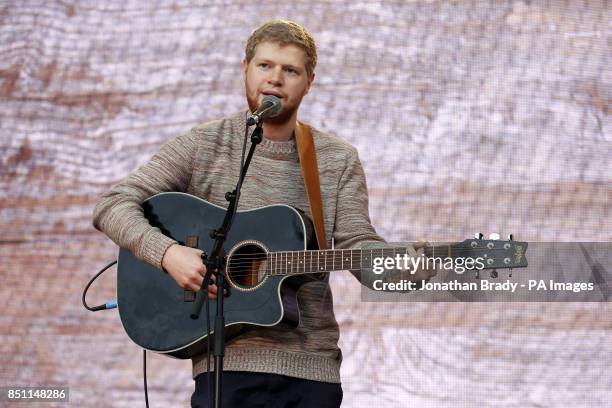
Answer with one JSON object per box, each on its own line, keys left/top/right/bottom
{"left": 246, "top": 92, "right": 299, "bottom": 126}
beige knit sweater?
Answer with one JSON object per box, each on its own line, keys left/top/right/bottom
{"left": 93, "top": 111, "right": 384, "bottom": 383}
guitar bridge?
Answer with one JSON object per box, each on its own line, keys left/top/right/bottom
{"left": 184, "top": 290, "right": 196, "bottom": 302}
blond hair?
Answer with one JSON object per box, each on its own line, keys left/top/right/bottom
{"left": 245, "top": 20, "right": 317, "bottom": 76}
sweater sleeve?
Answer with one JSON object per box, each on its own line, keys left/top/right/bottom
{"left": 332, "top": 148, "right": 386, "bottom": 283}
{"left": 92, "top": 130, "right": 197, "bottom": 270}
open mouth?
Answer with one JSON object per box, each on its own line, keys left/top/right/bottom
{"left": 261, "top": 91, "right": 283, "bottom": 98}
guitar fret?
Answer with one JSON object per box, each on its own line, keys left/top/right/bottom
{"left": 310, "top": 250, "right": 314, "bottom": 273}
{"left": 323, "top": 250, "right": 327, "bottom": 271}
{"left": 361, "top": 249, "right": 367, "bottom": 269}
{"left": 324, "top": 250, "right": 327, "bottom": 271}
{"left": 299, "top": 251, "right": 303, "bottom": 274}
{"left": 334, "top": 250, "right": 337, "bottom": 270}
{"left": 319, "top": 250, "right": 324, "bottom": 272}
{"left": 294, "top": 251, "right": 298, "bottom": 275}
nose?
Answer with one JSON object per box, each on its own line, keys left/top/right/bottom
{"left": 267, "top": 67, "right": 283, "bottom": 86}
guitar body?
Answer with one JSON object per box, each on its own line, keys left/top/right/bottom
{"left": 117, "top": 192, "right": 317, "bottom": 359}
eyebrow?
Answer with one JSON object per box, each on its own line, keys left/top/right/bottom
{"left": 255, "top": 59, "right": 302, "bottom": 72}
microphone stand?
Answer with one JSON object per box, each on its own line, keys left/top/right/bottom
{"left": 190, "top": 121, "right": 263, "bottom": 408}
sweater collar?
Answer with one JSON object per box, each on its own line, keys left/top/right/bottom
{"left": 231, "top": 110, "right": 297, "bottom": 160}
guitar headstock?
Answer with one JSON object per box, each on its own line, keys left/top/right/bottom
{"left": 454, "top": 232, "right": 528, "bottom": 270}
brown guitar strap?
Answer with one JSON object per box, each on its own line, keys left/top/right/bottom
{"left": 294, "top": 121, "right": 327, "bottom": 250}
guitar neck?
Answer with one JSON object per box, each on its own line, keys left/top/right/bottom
{"left": 264, "top": 239, "right": 527, "bottom": 277}
{"left": 266, "top": 244, "right": 462, "bottom": 277}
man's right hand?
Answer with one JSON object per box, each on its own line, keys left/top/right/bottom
{"left": 161, "top": 244, "right": 225, "bottom": 299}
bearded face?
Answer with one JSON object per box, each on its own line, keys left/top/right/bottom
{"left": 243, "top": 42, "right": 314, "bottom": 126}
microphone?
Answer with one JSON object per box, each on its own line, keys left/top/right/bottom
{"left": 246, "top": 95, "right": 281, "bottom": 126}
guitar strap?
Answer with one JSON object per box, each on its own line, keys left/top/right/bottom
{"left": 294, "top": 121, "right": 327, "bottom": 250}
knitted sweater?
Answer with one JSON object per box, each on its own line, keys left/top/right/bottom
{"left": 93, "top": 111, "right": 384, "bottom": 383}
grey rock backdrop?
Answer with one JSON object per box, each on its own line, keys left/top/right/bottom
{"left": 1, "top": 1, "right": 611, "bottom": 407}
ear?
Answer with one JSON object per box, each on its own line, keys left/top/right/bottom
{"left": 303, "top": 72, "right": 315, "bottom": 96}
{"left": 242, "top": 59, "right": 248, "bottom": 77}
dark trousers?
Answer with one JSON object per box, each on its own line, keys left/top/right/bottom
{"left": 191, "top": 371, "right": 343, "bottom": 408}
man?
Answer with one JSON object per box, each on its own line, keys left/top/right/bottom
{"left": 93, "top": 20, "right": 431, "bottom": 407}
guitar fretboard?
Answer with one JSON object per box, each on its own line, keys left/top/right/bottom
{"left": 265, "top": 246, "right": 453, "bottom": 276}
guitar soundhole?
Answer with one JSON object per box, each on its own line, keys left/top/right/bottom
{"left": 226, "top": 241, "right": 269, "bottom": 292}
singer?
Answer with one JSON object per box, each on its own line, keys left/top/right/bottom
{"left": 93, "top": 20, "right": 434, "bottom": 407}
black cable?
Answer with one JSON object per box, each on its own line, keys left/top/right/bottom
{"left": 82, "top": 261, "right": 150, "bottom": 407}
{"left": 81, "top": 260, "right": 117, "bottom": 311}
{"left": 144, "top": 350, "right": 149, "bottom": 408}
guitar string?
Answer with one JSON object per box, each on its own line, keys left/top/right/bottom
{"left": 208, "top": 249, "right": 522, "bottom": 280}
{"left": 207, "top": 246, "right": 524, "bottom": 279}
{"left": 210, "top": 265, "right": 517, "bottom": 281}
{"left": 220, "top": 247, "right": 523, "bottom": 266}
{"left": 210, "top": 256, "right": 522, "bottom": 279}
{"left": 214, "top": 246, "right": 522, "bottom": 261}
{"left": 217, "top": 249, "right": 523, "bottom": 270}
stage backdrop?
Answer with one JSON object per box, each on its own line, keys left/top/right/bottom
{"left": 1, "top": 1, "right": 611, "bottom": 407}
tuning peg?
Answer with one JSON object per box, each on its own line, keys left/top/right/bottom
{"left": 490, "top": 269, "right": 498, "bottom": 278}
{"left": 475, "top": 270, "right": 480, "bottom": 279}
{"left": 509, "top": 268, "right": 512, "bottom": 278}
{"left": 508, "top": 234, "right": 514, "bottom": 241}
{"left": 489, "top": 233, "right": 500, "bottom": 240}
{"left": 475, "top": 233, "right": 484, "bottom": 240}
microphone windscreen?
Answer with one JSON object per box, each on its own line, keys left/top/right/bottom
{"left": 261, "top": 95, "right": 282, "bottom": 117}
